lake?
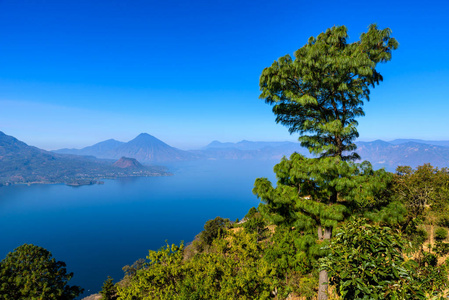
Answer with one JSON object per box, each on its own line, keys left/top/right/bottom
{"left": 0, "top": 159, "right": 278, "bottom": 297}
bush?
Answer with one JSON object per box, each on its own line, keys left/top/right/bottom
{"left": 435, "top": 227, "right": 448, "bottom": 241}
{"left": 320, "top": 218, "right": 425, "bottom": 299}
{"left": 200, "top": 216, "right": 230, "bottom": 246}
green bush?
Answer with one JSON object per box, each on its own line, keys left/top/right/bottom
{"left": 320, "top": 218, "right": 425, "bottom": 299}
{"left": 200, "top": 216, "right": 230, "bottom": 246}
{"left": 435, "top": 227, "right": 448, "bottom": 241}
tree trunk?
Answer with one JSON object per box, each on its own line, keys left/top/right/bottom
{"left": 318, "top": 269, "right": 329, "bottom": 300}
{"left": 318, "top": 226, "right": 333, "bottom": 299}
{"left": 324, "top": 226, "right": 332, "bottom": 240}
{"left": 318, "top": 225, "right": 323, "bottom": 240}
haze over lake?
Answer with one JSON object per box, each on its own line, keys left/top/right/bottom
{"left": 0, "top": 160, "right": 277, "bottom": 296}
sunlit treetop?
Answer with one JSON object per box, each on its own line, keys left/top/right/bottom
{"left": 259, "top": 24, "right": 399, "bottom": 161}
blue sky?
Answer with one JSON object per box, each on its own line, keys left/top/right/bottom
{"left": 1, "top": 0, "right": 448, "bottom": 150}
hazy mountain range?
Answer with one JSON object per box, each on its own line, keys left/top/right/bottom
{"left": 54, "top": 133, "right": 449, "bottom": 171}
{"left": 0, "top": 132, "right": 169, "bottom": 185}
{"left": 55, "top": 133, "right": 198, "bottom": 162}
{"left": 1, "top": 131, "right": 449, "bottom": 185}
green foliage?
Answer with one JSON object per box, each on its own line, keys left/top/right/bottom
{"left": 320, "top": 219, "right": 425, "bottom": 299}
{"left": 100, "top": 276, "right": 117, "bottom": 300}
{"left": 122, "top": 258, "right": 145, "bottom": 278}
{"left": 259, "top": 24, "right": 398, "bottom": 160}
{"left": 242, "top": 207, "right": 267, "bottom": 241}
{"left": 0, "top": 243, "right": 83, "bottom": 300}
{"left": 243, "top": 215, "right": 267, "bottom": 240}
{"left": 411, "top": 252, "right": 449, "bottom": 296}
{"left": 393, "top": 164, "right": 449, "bottom": 220}
{"left": 408, "top": 227, "right": 428, "bottom": 251}
{"left": 258, "top": 24, "right": 399, "bottom": 298}
{"left": 435, "top": 227, "right": 448, "bottom": 241}
{"left": 244, "top": 207, "right": 258, "bottom": 219}
{"left": 200, "top": 216, "right": 230, "bottom": 246}
{"left": 117, "top": 243, "right": 185, "bottom": 299}
{"left": 434, "top": 241, "right": 449, "bottom": 256}
{"left": 253, "top": 153, "right": 394, "bottom": 231}
{"left": 263, "top": 226, "right": 319, "bottom": 298}
{"left": 116, "top": 231, "right": 277, "bottom": 299}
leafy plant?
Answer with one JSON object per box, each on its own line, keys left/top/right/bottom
{"left": 320, "top": 218, "right": 425, "bottom": 299}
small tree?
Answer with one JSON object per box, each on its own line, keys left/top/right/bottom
{"left": 200, "top": 216, "right": 230, "bottom": 246}
{"left": 0, "top": 244, "right": 83, "bottom": 300}
{"left": 394, "top": 164, "right": 449, "bottom": 221}
{"left": 100, "top": 276, "right": 117, "bottom": 300}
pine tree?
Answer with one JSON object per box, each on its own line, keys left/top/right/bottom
{"left": 259, "top": 24, "right": 398, "bottom": 161}
{"left": 100, "top": 276, "right": 117, "bottom": 300}
{"left": 256, "top": 24, "right": 398, "bottom": 299}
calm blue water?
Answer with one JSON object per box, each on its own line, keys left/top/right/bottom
{"left": 0, "top": 160, "right": 278, "bottom": 297}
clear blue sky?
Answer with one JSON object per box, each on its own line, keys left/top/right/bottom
{"left": 1, "top": 0, "right": 448, "bottom": 150}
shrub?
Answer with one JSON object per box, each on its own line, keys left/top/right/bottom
{"left": 320, "top": 218, "right": 425, "bottom": 299}
{"left": 435, "top": 227, "right": 448, "bottom": 241}
{"left": 200, "top": 216, "right": 230, "bottom": 246}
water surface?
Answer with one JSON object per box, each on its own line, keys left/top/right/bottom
{"left": 0, "top": 160, "right": 278, "bottom": 296}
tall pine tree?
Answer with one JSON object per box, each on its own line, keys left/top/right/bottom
{"left": 255, "top": 24, "right": 398, "bottom": 299}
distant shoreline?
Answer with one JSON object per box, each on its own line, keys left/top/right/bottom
{"left": 0, "top": 172, "right": 173, "bottom": 188}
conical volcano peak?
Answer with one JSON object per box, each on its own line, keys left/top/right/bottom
{"left": 128, "top": 133, "right": 168, "bottom": 146}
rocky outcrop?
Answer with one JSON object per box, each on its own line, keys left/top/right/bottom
{"left": 113, "top": 157, "right": 143, "bottom": 169}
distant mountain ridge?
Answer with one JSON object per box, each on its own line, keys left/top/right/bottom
{"left": 56, "top": 139, "right": 124, "bottom": 157}
{"left": 356, "top": 140, "right": 449, "bottom": 171}
{"left": 203, "top": 140, "right": 302, "bottom": 151}
{"left": 54, "top": 133, "right": 197, "bottom": 162}
{"left": 53, "top": 134, "right": 449, "bottom": 171}
{"left": 388, "top": 139, "right": 449, "bottom": 148}
{"left": 0, "top": 131, "right": 168, "bottom": 185}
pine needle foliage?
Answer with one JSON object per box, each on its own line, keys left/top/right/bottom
{"left": 100, "top": 276, "right": 117, "bottom": 300}
{"left": 253, "top": 153, "right": 394, "bottom": 232}
{"left": 259, "top": 24, "right": 398, "bottom": 160}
